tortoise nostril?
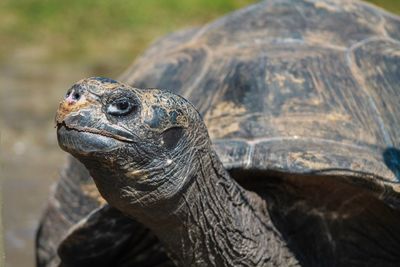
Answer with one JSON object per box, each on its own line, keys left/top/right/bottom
{"left": 72, "top": 92, "right": 81, "bottom": 100}
{"left": 65, "top": 88, "right": 83, "bottom": 103}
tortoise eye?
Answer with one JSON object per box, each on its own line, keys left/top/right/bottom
{"left": 107, "top": 99, "right": 136, "bottom": 116}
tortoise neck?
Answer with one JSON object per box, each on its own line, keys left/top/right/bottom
{"left": 149, "top": 150, "right": 299, "bottom": 266}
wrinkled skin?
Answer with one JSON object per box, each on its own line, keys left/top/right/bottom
{"left": 56, "top": 77, "right": 298, "bottom": 266}
{"left": 56, "top": 77, "right": 400, "bottom": 267}
{"left": 56, "top": 77, "right": 209, "bottom": 216}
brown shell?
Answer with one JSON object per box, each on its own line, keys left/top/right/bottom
{"left": 120, "top": 0, "right": 400, "bottom": 191}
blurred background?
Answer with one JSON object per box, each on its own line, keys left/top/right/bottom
{"left": 0, "top": 0, "right": 399, "bottom": 266}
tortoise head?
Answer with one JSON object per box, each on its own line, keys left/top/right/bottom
{"left": 56, "top": 77, "right": 209, "bottom": 214}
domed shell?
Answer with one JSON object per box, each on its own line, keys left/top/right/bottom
{"left": 121, "top": 0, "right": 400, "bottom": 194}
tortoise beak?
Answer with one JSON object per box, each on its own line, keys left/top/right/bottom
{"left": 56, "top": 87, "right": 122, "bottom": 154}
{"left": 57, "top": 124, "right": 121, "bottom": 154}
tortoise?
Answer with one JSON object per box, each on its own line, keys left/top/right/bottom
{"left": 36, "top": 0, "right": 400, "bottom": 266}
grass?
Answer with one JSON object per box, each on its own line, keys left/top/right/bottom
{"left": 367, "top": 0, "right": 400, "bottom": 14}
{"left": 0, "top": 0, "right": 255, "bottom": 72}
{"left": 1, "top": 0, "right": 399, "bottom": 75}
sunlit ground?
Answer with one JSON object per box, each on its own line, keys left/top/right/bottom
{"left": 1, "top": 0, "right": 399, "bottom": 266}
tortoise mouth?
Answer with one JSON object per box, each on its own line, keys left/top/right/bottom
{"left": 57, "top": 123, "right": 122, "bottom": 154}
{"left": 57, "top": 120, "right": 135, "bottom": 143}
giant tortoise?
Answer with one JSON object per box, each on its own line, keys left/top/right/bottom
{"left": 37, "top": 0, "right": 400, "bottom": 266}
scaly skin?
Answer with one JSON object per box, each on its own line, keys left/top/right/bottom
{"left": 56, "top": 77, "right": 299, "bottom": 266}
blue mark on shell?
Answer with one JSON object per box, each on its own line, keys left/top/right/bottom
{"left": 383, "top": 147, "right": 400, "bottom": 181}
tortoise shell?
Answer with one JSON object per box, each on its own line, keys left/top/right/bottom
{"left": 122, "top": 0, "right": 400, "bottom": 188}
{"left": 37, "top": 0, "right": 400, "bottom": 266}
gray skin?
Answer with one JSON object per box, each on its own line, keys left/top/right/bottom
{"left": 55, "top": 77, "right": 400, "bottom": 267}
{"left": 39, "top": 0, "right": 400, "bottom": 266}
{"left": 56, "top": 77, "right": 298, "bottom": 266}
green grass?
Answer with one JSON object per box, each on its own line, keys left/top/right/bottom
{"left": 367, "top": 0, "right": 400, "bottom": 14}
{"left": 1, "top": 0, "right": 399, "bottom": 75}
{"left": 0, "top": 0, "right": 255, "bottom": 64}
